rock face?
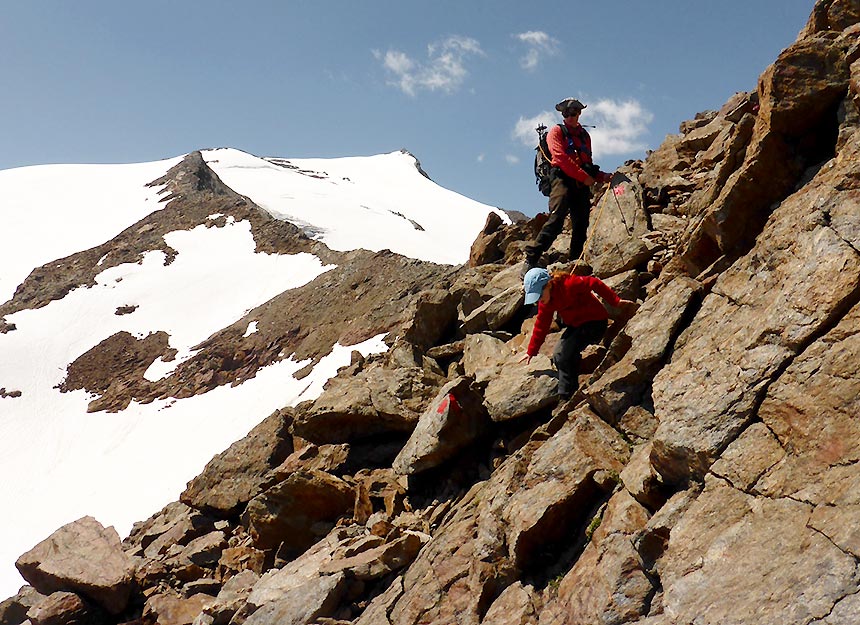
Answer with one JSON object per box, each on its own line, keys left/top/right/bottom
{"left": 5, "top": 2, "right": 860, "bottom": 624}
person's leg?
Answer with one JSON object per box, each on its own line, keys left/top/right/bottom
{"left": 552, "top": 326, "right": 581, "bottom": 398}
{"left": 525, "top": 177, "right": 571, "bottom": 266}
{"left": 568, "top": 185, "right": 593, "bottom": 262}
{"left": 552, "top": 319, "right": 608, "bottom": 397}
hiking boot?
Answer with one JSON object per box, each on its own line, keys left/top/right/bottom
{"left": 571, "top": 260, "right": 593, "bottom": 276}
{"left": 520, "top": 257, "right": 544, "bottom": 279}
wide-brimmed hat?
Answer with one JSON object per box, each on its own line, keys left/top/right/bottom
{"left": 555, "top": 98, "right": 586, "bottom": 113}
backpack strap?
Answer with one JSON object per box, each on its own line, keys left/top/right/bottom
{"left": 538, "top": 124, "right": 569, "bottom": 162}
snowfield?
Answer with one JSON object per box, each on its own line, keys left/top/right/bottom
{"left": 0, "top": 149, "right": 506, "bottom": 598}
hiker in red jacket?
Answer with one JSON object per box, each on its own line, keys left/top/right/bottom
{"left": 519, "top": 267, "right": 636, "bottom": 400}
{"left": 524, "top": 97, "right": 613, "bottom": 275}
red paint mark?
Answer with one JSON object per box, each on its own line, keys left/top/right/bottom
{"left": 437, "top": 393, "right": 461, "bottom": 415}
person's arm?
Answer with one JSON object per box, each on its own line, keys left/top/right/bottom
{"left": 587, "top": 276, "right": 622, "bottom": 307}
{"left": 587, "top": 277, "right": 638, "bottom": 312}
{"left": 527, "top": 302, "right": 554, "bottom": 357}
{"left": 547, "top": 125, "right": 590, "bottom": 184}
{"left": 580, "top": 131, "right": 612, "bottom": 184}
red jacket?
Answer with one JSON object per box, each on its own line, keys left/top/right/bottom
{"left": 547, "top": 121, "right": 611, "bottom": 184}
{"left": 527, "top": 274, "right": 621, "bottom": 357}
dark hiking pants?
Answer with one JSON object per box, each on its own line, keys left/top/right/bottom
{"left": 525, "top": 173, "right": 592, "bottom": 266}
{"left": 552, "top": 318, "right": 607, "bottom": 397}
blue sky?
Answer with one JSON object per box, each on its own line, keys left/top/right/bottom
{"left": 2, "top": 1, "right": 814, "bottom": 217}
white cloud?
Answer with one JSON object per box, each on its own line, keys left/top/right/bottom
{"left": 514, "top": 31, "right": 560, "bottom": 71}
{"left": 511, "top": 99, "right": 653, "bottom": 159}
{"left": 477, "top": 153, "right": 485, "bottom": 163}
{"left": 374, "top": 36, "right": 484, "bottom": 96}
{"left": 512, "top": 110, "right": 558, "bottom": 147}
{"left": 505, "top": 154, "right": 520, "bottom": 165}
{"left": 586, "top": 99, "right": 654, "bottom": 158}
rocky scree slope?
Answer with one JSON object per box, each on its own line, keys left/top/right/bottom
{"left": 3, "top": 2, "right": 860, "bottom": 624}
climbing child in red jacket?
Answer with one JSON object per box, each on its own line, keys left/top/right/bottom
{"left": 519, "top": 267, "right": 636, "bottom": 400}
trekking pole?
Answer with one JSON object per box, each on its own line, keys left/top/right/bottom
{"left": 611, "top": 183, "right": 632, "bottom": 235}
{"left": 575, "top": 176, "right": 631, "bottom": 267}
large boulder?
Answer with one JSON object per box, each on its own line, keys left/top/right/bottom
{"left": 243, "top": 572, "right": 347, "bottom": 625}
{"left": 483, "top": 354, "right": 559, "bottom": 421}
{"left": 293, "top": 364, "right": 443, "bottom": 443}
{"left": 400, "top": 288, "right": 459, "bottom": 351}
{"left": 241, "top": 470, "right": 355, "bottom": 553}
{"left": 392, "top": 377, "right": 490, "bottom": 475}
{"left": 462, "top": 333, "right": 559, "bottom": 421}
{"left": 461, "top": 286, "right": 523, "bottom": 334}
{"left": 26, "top": 590, "right": 106, "bottom": 625}
{"left": 15, "top": 517, "right": 134, "bottom": 615}
{"left": 180, "top": 408, "right": 294, "bottom": 514}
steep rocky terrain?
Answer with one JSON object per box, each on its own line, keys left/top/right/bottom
{"left": 2, "top": 1, "right": 859, "bottom": 623}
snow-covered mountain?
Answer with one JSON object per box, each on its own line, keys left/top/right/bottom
{"left": 0, "top": 148, "right": 506, "bottom": 598}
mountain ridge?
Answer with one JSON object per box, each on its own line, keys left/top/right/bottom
{"left": 2, "top": 1, "right": 859, "bottom": 622}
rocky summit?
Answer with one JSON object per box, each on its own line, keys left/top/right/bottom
{"left": 2, "top": 1, "right": 860, "bottom": 623}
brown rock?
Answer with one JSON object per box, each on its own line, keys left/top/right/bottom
{"left": 482, "top": 582, "right": 539, "bottom": 625}
{"left": 469, "top": 212, "right": 506, "bottom": 266}
{"left": 26, "top": 590, "right": 105, "bottom": 625}
{"left": 196, "top": 569, "right": 258, "bottom": 625}
{"left": 651, "top": 129, "right": 860, "bottom": 485}
{"left": 483, "top": 360, "right": 559, "bottom": 421}
{"left": 16, "top": 517, "right": 134, "bottom": 615}
{"left": 366, "top": 407, "right": 630, "bottom": 623}
{"left": 392, "top": 377, "right": 489, "bottom": 475}
{"left": 124, "top": 501, "right": 216, "bottom": 560}
{"left": 142, "top": 592, "right": 213, "bottom": 625}
{"left": 754, "top": 303, "right": 860, "bottom": 501}
{"left": 655, "top": 477, "right": 857, "bottom": 624}
{"left": 461, "top": 286, "right": 523, "bottom": 334}
{"left": 270, "top": 443, "right": 350, "bottom": 480}
{"left": 620, "top": 443, "right": 666, "bottom": 510}
{"left": 709, "top": 422, "right": 785, "bottom": 491}
{"left": 319, "top": 531, "right": 426, "bottom": 580}
{"left": 538, "top": 491, "right": 653, "bottom": 625}
{"left": 400, "top": 288, "right": 458, "bottom": 351}
{"left": 586, "top": 275, "right": 702, "bottom": 424}
{"left": 241, "top": 470, "right": 355, "bottom": 552}
{"left": 180, "top": 408, "right": 294, "bottom": 514}
{"left": 243, "top": 572, "right": 347, "bottom": 625}
{"left": 0, "top": 586, "right": 46, "bottom": 625}
{"left": 293, "top": 364, "right": 443, "bottom": 444}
